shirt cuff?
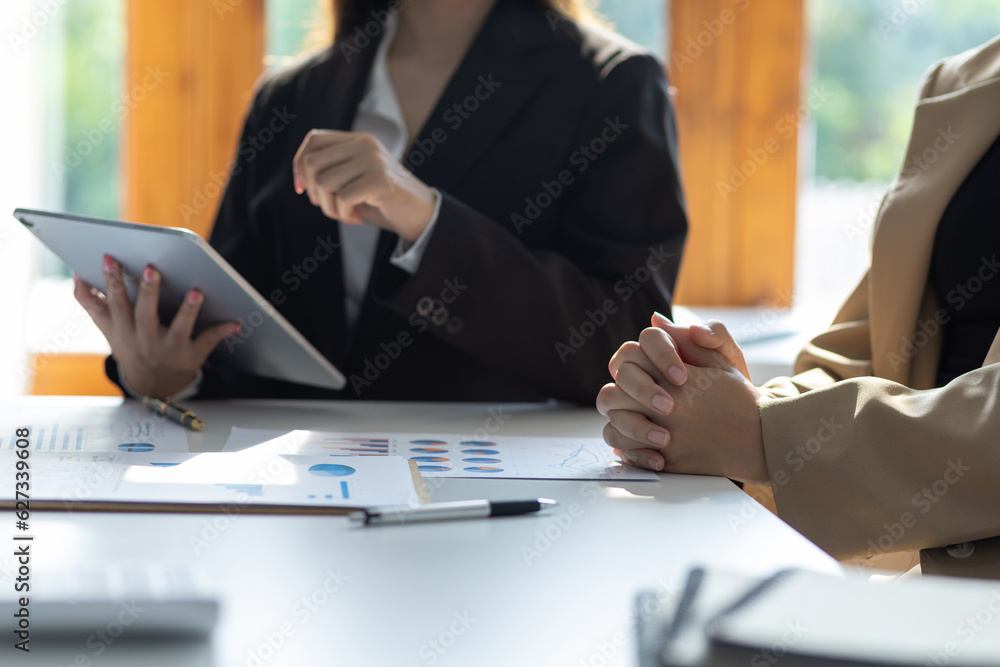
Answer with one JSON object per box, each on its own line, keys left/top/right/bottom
{"left": 117, "top": 362, "right": 203, "bottom": 402}
{"left": 390, "top": 188, "right": 442, "bottom": 274}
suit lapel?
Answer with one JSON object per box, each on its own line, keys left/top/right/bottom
{"left": 870, "top": 75, "right": 1000, "bottom": 383}
{"left": 350, "top": 0, "right": 559, "bottom": 356}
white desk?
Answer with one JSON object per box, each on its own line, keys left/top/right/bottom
{"left": 5, "top": 397, "right": 839, "bottom": 667}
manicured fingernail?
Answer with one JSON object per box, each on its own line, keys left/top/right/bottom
{"left": 294, "top": 172, "right": 304, "bottom": 194}
{"left": 187, "top": 290, "right": 202, "bottom": 305}
{"left": 143, "top": 266, "right": 156, "bottom": 283}
{"left": 653, "top": 311, "right": 672, "bottom": 325}
{"left": 647, "top": 455, "right": 663, "bottom": 471}
{"left": 647, "top": 429, "right": 668, "bottom": 447}
{"left": 103, "top": 255, "right": 113, "bottom": 272}
{"left": 667, "top": 365, "right": 686, "bottom": 385}
{"left": 696, "top": 323, "right": 714, "bottom": 335}
{"left": 652, "top": 394, "right": 673, "bottom": 415}
{"left": 228, "top": 323, "right": 242, "bottom": 334}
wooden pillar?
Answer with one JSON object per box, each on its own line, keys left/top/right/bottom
{"left": 669, "top": 0, "right": 804, "bottom": 306}
{"left": 123, "top": 0, "right": 266, "bottom": 237}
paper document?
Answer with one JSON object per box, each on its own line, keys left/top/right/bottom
{"left": 0, "top": 403, "right": 190, "bottom": 453}
{"left": 0, "top": 447, "right": 424, "bottom": 513}
{"left": 222, "top": 428, "right": 660, "bottom": 481}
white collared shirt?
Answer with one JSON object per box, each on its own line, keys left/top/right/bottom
{"left": 343, "top": 12, "right": 441, "bottom": 327}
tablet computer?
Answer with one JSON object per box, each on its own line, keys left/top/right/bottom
{"left": 14, "top": 208, "right": 346, "bottom": 391}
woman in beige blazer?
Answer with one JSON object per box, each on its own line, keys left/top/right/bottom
{"left": 597, "top": 35, "right": 1000, "bottom": 578}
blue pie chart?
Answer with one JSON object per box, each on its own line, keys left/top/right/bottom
{"left": 463, "top": 458, "right": 502, "bottom": 464}
{"left": 308, "top": 464, "right": 357, "bottom": 477}
{"left": 461, "top": 449, "right": 499, "bottom": 456}
{"left": 418, "top": 465, "right": 452, "bottom": 472}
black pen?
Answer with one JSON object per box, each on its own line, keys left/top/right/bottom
{"left": 349, "top": 498, "right": 558, "bottom": 525}
{"left": 142, "top": 396, "right": 204, "bottom": 431}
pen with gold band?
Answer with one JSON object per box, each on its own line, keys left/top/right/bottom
{"left": 142, "top": 396, "right": 204, "bottom": 431}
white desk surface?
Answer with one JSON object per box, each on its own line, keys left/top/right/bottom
{"left": 4, "top": 397, "right": 839, "bottom": 667}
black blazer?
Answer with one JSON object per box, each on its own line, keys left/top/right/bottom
{"left": 109, "top": 0, "right": 687, "bottom": 404}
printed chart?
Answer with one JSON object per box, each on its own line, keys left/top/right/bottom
{"left": 223, "top": 429, "right": 660, "bottom": 481}
{"left": 0, "top": 404, "right": 189, "bottom": 453}
{"left": 0, "top": 448, "right": 420, "bottom": 510}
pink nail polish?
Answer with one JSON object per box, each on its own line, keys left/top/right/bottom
{"left": 103, "top": 255, "right": 113, "bottom": 272}
{"left": 143, "top": 266, "right": 155, "bottom": 283}
{"left": 187, "top": 290, "right": 202, "bottom": 305}
{"left": 228, "top": 323, "right": 242, "bottom": 335}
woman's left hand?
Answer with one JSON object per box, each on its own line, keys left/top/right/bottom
{"left": 597, "top": 327, "right": 770, "bottom": 485}
{"left": 292, "top": 130, "right": 437, "bottom": 241}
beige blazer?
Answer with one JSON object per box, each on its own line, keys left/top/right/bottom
{"left": 758, "top": 35, "right": 1000, "bottom": 579}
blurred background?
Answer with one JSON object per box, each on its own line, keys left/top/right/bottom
{"left": 1, "top": 0, "right": 999, "bottom": 396}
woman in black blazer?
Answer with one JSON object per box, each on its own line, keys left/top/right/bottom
{"left": 79, "top": 0, "right": 688, "bottom": 403}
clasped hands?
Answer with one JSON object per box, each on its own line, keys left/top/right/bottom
{"left": 596, "top": 313, "right": 771, "bottom": 485}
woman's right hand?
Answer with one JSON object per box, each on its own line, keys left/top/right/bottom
{"left": 73, "top": 255, "right": 239, "bottom": 399}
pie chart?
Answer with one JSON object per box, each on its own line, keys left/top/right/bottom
{"left": 461, "top": 449, "right": 499, "bottom": 456}
{"left": 418, "top": 465, "right": 452, "bottom": 472}
{"left": 462, "top": 458, "right": 502, "bottom": 464}
{"left": 308, "top": 464, "right": 357, "bottom": 477}
{"left": 410, "top": 456, "right": 450, "bottom": 463}
{"left": 464, "top": 466, "right": 503, "bottom": 473}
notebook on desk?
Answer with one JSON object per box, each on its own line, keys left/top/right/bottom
{"left": 637, "top": 566, "right": 1000, "bottom": 667}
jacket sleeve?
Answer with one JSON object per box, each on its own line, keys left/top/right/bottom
{"left": 759, "top": 270, "right": 875, "bottom": 399}
{"left": 371, "top": 54, "right": 687, "bottom": 404}
{"left": 760, "top": 363, "right": 1000, "bottom": 561}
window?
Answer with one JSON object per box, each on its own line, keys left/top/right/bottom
{"left": 1, "top": 0, "right": 125, "bottom": 397}
{"left": 797, "top": 0, "right": 1000, "bottom": 310}
{"left": 596, "top": 0, "right": 666, "bottom": 58}
{"left": 264, "top": 0, "right": 667, "bottom": 62}
{"left": 266, "top": 0, "right": 327, "bottom": 66}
